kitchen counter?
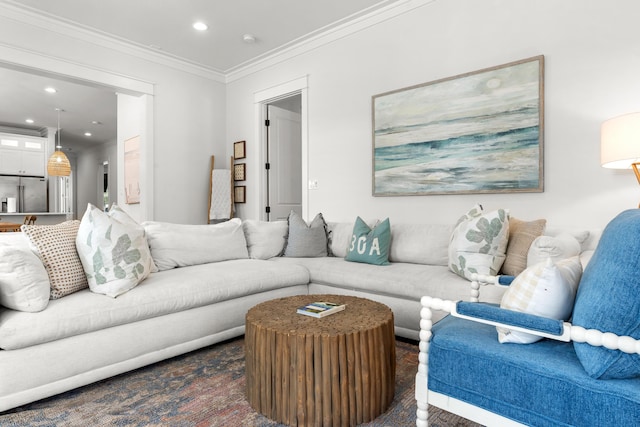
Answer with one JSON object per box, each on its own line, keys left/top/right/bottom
{"left": 0, "top": 212, "right": 73, "bottom": 225}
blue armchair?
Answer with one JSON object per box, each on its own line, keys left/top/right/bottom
{"left": 415, "top": 209, "right": 640, "bottom": 426}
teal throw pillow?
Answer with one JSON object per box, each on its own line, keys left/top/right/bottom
{"left": 345, "top": 217, "right": 391, "bottom": 266}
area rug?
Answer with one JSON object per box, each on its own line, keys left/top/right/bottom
{"left": 0, "top": 337, "right": 481, "bottom": 426}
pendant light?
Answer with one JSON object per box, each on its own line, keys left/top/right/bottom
{"left": 47, "top": 108, "right": 71, "bottom": 176}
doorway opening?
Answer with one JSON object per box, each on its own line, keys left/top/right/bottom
{"left": 265, "top": 95, "right": 302, "bottom": 221}
{"left": 254, "top": 76, "right": 308, "bottom": 222}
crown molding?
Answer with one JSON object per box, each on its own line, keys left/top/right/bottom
{"left": 0, "top": 1, "right": 226, "bottom": 83}
{"left": 225, "top": 0, "right": 437, "bottom": 83}
{"left": 0, "top": 0, "right": 435, "bottom": 85}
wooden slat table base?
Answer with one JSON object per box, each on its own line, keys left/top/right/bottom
{"left": 246, "top": 295, "right": 396, "bottom": 427}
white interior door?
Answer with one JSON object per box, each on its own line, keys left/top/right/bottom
{"left": 267, "top": 104, "right": 302, "bottom": 221}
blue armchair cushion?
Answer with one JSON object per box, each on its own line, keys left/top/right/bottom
{"left": 429, "top": 316, "right": 640, "bottom": 426}
{"left": 572, "top": 209, "right": 640, "bottom": 379}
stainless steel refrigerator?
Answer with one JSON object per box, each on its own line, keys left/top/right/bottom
{"left": 0, "top": 175, "right": 47, "bottom": 213}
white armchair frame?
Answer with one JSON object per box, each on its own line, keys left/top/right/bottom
{"left": 415, "top": 274, "right": 640, "bottom": 427}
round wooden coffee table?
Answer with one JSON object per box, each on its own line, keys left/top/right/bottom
{"left": 245, "top": 294, "right": 396, "bottom": 427}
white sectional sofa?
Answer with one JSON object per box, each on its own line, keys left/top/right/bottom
{"left": 0, "top": 209, "right": 599, "bottom": 412}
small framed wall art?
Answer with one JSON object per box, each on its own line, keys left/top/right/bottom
{"left": 234, "top": 163, "right": 246, "bottom": 181}
{"left": 234, "top": 140, "right": 246, "bottom": 160}
{"left": 234, "top": 186, "right": 246, "bottom": 203}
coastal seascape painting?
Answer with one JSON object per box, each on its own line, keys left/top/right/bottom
{"left": 372, "top": 56, "right": 544, "bottom": 196}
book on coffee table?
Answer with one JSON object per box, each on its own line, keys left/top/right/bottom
{"left": 297, "top": 301, "right": 346, "bottom": 318}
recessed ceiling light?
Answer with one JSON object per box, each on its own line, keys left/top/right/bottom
{"left": 25, "top": 118, "right": 34, "bottom": 124}
{"left": 45, "top": 87, "right": 57, "bottom": 93}
{"left": 84, "top": 132, "right": 92, "bottom": 137}
{"left": 91, "top": 120, "right": 102, "bottom": 125}
{"left": 193, "top": 21, "right": 208, "bottom": 31}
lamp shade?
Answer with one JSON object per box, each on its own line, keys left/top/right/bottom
{"left": 47, "top": 150, "right": 71, "bottom": 176}
{"left": 601, "top": 112, "right": 640, "bottom": 169}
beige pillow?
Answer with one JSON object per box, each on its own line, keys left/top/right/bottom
{"left": 502, "top": 218, "right": 546, "bottom": 276}
{"left": 22, "top": 220, "right": 88, "bottom": 299}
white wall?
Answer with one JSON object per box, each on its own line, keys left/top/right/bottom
{"left": 226, "top": 0, "right": 640, "bottom": 230}
{"left": 0, "top": 7, "right": 227, "bottom": 224}
{"left": 75, "top": 140, "right": 116, "bottom": 217}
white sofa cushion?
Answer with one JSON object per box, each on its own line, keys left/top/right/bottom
{"left": 0, "top": 259, "right": 309, "bottom": 350}
{"left": 272, "top": 256, "right": 506, "bottom": 304}
{"left": 388, "top": 223, "right": 452, "bottom": 266}
{"left": 143, "top": 218, "right": 248, "bottom": 271}
{"left": 242, "top": 220, "right": 287, "bottom": 259}
{"left": 0, "top": 246, "right": 49, "bottom": 312}
{"left": 76, "top": 203, "right": 154, "bottom": 298}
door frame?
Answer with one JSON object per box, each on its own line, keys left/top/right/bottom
{"left": 254, "top": 76, "right": 308, "bottom": 221}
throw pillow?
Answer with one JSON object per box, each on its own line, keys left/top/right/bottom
{"left": 327, "top": 219, "right": 379, "bottom": 258}
{"left": 502, "top": 217, "right": 546, "bottom": 276}
{"left": 498, "top": 256, "right": 582, "bottom": 344}
{"left": 345, "top": 217, "right": 391, "bottom": 266}
{"left": 243, "top": 220, "right": 288, "bottom": 259}
{"left": 0, "top": 246, "right": 50, "bottom": 312}
{"left": 143, "top": 218, "right": 249, "bottom": 271}
{"left": 283, "top": 211, "right": 328, "bottom": 257}
{"left": 572, "top": 209, "right": 640, "bottom": 379}
{"left": 526, "top": 232, "right": 582, "bottom": 267}
{"left": 448, "top": 204, "right": 509, "bottom": 280}
{"left": 21, "top": 220, "right": 88, "bottom": 299}
{"left": 76, "top": 203, "right": 154, "bottom": 298}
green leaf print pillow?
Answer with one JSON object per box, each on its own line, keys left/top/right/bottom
{"left": 448, "top": 204, "right": 510, "bottom": 280}
{"left": 76, "top": 203, "right": 154, "bottom": 297}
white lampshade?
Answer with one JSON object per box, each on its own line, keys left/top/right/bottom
{"left": 601, "top": 112, "right": 640, "bottom": 169}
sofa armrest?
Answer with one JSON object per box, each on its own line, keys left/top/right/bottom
{"left": 469, "top": 273, "right": 514, "bottom": 302}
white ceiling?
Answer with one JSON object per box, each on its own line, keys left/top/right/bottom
{"left": 0, "top": 1, "right": 397, "bottom": 150}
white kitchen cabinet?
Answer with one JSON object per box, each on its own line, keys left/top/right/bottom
{"left": 0, "top": 134, "right": 46, "bottom": 176}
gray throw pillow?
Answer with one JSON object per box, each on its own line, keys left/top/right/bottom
{"left": 283, "top": 211, "right": 328, "bottom": 257}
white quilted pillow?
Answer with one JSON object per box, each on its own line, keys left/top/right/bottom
{"left": 498, "top": 256, "right": 583, "bottom": 344}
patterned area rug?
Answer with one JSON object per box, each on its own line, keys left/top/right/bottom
{"left": 0, "top": 337, "right": 481, "bottom": 426}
